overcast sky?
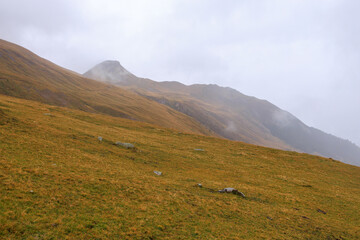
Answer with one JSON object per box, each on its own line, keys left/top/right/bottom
{"left": 1, "top": 0, "right": 359, "bottom": 146}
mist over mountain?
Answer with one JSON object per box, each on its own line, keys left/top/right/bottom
{"left": 85, "top": 60, "right": 360, "bottom": 166}
{"left": 85, "top": 60, "right": 137, "bottom": 84}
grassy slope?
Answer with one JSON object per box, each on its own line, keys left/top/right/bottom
{"left": 1, "top": 94, "right": 359, "bottom": 239}
{"left": 0, "top": 39, "right": 213, "bottom": 137}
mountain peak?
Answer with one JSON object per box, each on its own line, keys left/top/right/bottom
{"left": 99, "top": 60, "right": 124, "bottom": 70}
{"left": 84, "top": 60, "right": 135, "bottom": 83}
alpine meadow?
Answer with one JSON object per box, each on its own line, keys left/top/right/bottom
{"left": 1, "top": 1, "right": 360, "bottom": 239}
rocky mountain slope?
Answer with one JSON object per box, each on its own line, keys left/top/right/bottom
{"left": 85, "top": 61, "right": 360, "bottom": 166}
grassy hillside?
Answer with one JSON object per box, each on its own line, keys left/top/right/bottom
{"left": 0, "top": 39, "right": 213, "bottom": 137}
{"left": 1, "top": 94, "right": 359, "bottom": 239}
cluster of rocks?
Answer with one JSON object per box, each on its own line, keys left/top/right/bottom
{"left": 96, "top": 138, "right": 247, "bottom": 199}
{"left": 93, "top": 137, "right": 329, "bottom": 222}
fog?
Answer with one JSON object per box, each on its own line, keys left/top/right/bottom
{"left": 0, "top": 0, "right": 359, "bottom": 146}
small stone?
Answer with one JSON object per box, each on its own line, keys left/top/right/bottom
{"left": 115, "top": 142, "right": 135, "bottom": 149}
{"left": 98, "top": 136, "right": 103, "bottom": 142}
{"left": 154, "top": 171, "right": 162, "bottom": 176}
{"left": 237, "top": 191, "right": 246, "bottom": 198}
{"left": 266, "top": 216, "right": 273, "bottom": 220}
{"left": 219, "top": 187, "right": 236, "bottom": 193}
{"left": 317, "top": 209, "right": 327, "bottom": 214}
{"left": 29, "top": 190, "right": 34, "bottom": 193}
{"left": 44, "top": 113, "right": 51, "bottom": 116}
{"left": 218, "top": 188, "right": 245, "bottom": 197}
{"left": 197, "top": 183, "right": 202, "bottom": 187}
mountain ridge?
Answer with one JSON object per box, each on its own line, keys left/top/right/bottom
{"left": 85, "top": 60, "right": 360, "bottom": 166}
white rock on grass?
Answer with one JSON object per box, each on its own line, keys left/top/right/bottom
{"left": 115, "top": 142, "right": 135, "bottom": 149}
{"left": 154, "top": 171, "right": 162, "bottom": 176}
{"left": 218, "top": 187, "right": 245, "bottom": 197}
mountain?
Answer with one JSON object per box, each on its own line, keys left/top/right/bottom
{"left": 0, "top": 39, "right": 213, "bottom": 136}
{"left": 85, "top": 61, "right": 360, "bottom": 166}
{"left": 1, "top": 93, "right": 359, "bottom": 239}
{"left": 1, "top": 38, "right": 358, "bottom": 166}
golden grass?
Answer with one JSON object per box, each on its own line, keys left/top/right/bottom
{"left": 0, "top": 94, "right": 359, "bottom": 239}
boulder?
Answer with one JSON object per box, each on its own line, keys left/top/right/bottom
{"left": 116, "top": 142, "right": 135, "bottom": 149}
{"left": 218, "top": 187, "right": 245, "bottom": 197}
{"left": 154, "top": 171, "right": 162, "bottom": 176}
